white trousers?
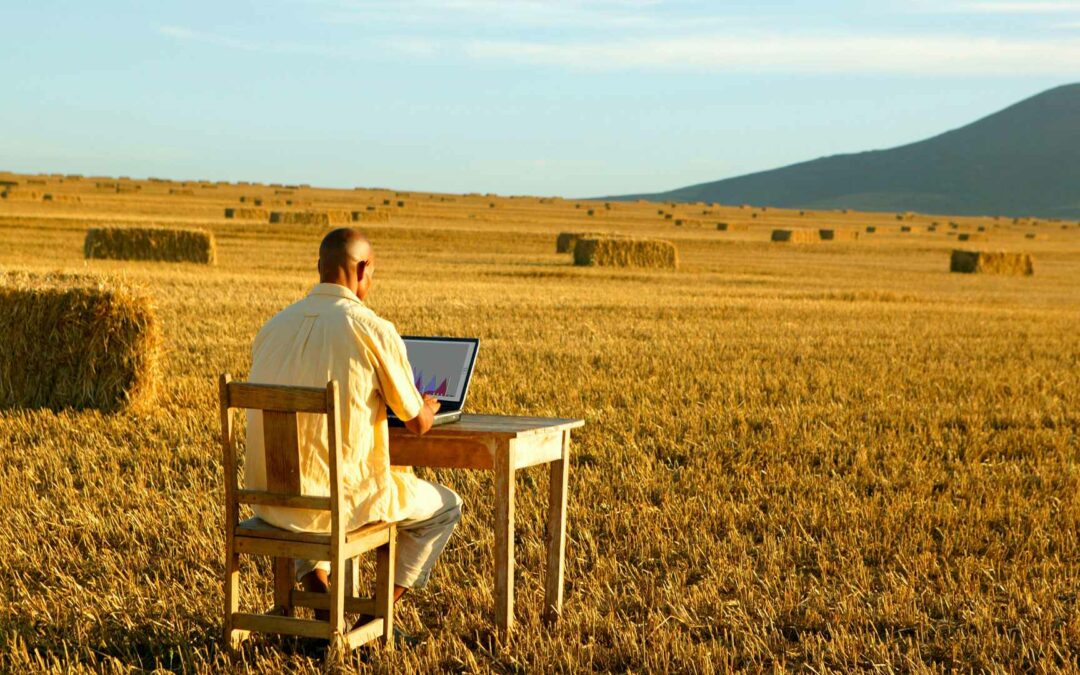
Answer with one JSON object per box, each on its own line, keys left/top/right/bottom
{"left": 294, "top": 480, "right": 463, "bottom": 589}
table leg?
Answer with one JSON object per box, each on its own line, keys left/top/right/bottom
{"left": 544, "top": 430, "right": 570, "bottom": 624}
{"left": 494, "top": 442, "right": 516, "bottom": 632}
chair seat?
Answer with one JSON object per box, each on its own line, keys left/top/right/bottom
{"left": 236, "top": 517, "right": 393, "bottom": 548}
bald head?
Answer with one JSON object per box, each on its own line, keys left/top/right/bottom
{"left": 318, "top": 228, "right": 375, "bottom": 298}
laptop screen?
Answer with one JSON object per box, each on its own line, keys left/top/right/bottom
{"left": 401, "top": 336, "right": 480, "bottom": 410}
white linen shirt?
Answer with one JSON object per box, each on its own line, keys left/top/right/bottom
{"left": 245, "top": 283, "right": 424, "bottom": 533}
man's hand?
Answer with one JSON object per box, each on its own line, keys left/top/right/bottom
{"left": 404, "top": 394, "right": 440, "bottom": 435}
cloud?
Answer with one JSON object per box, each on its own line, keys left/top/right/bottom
{"left": 464, "top": 33, "right": 1080, "bottom": 75}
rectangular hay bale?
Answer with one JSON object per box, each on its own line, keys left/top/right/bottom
{"left": 225, "top": 207, "right": 270, "bottom": 220}
{"left": 818, "top": 229, "right": 859, "bottom": 241}
{"left": 716, "top": 222, "right": 749, "bottom": 231}
{"left": 573, "top": 237, "right": 677, "bottom": 269}
{"left": 950, "top": 250, "right": 1033, "bottom": 276}
{"left": 0, "top": 271, "right": 160, "bottom": 411}
{"left": 84, "top": 227, "right": 216, "bottom": 264}
{"left": 771, "top": 229, "right": 817, "bottom": 243}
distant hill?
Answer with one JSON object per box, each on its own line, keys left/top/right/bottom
{"left": 606, "top": 84, "right": 1080, "bottom": 219}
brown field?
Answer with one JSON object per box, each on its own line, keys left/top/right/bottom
{"left": 1, "top": 173, "right": 1079, "bottom": 672}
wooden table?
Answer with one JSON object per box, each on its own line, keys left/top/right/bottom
{"left": 389, "top": 414, "right": 584, "bottom": 632}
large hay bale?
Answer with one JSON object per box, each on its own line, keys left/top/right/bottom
{"left": 716, "top": 222, "right": 749, "bottom": 231}
{"left": 84, "top": 227, "right": 216, "bottom": 264}
{"left": 573, "top": 237, "right": 677, "bottom": 269}
{"left": 865, "top": 226, "right": 877, "bottom": 233}
{"left": 771, "top": 229, "right": 817, "bottom": 243}
{"left": 950, "top": 250, "right": 1033, "bottom": 276}
{"left": 0, "top": 271, "right": 161, "bottom": 411}
{"left": 818, "top": 229, "right": 859, "bottom": 241}
{"left": 224, "top": 207, "right": 269, "bottom": 220}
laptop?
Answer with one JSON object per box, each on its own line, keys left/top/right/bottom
{"left": 388, "top": 336, "right": 480, "bottom": 427}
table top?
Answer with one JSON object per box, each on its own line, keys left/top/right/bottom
{"left": 389, "top": 413, "right": 584, "bottom": 440}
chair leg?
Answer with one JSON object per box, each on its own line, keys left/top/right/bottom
{"left": 375, "top": 528, "right": 396, "bottom": 649}
{"left": 328, "top": 544, "right": 348, "bottom": 658}
{"left": 223, "top": 541, "right": 247, "bottom": 651}
{"left": 272, "top": 557, "right": 294, "bottom": 616}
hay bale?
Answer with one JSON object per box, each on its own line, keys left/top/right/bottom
{"left": 42, "top": 193, "right": 82, "bottom": 204}
{"left": 957, "top": 233, "right": 987, "bottom": 242}
{"left": 900, "top": 225, "right": 921, "bottom": 233}
{"left": 573, "top": 237, "right": 678, "bottom": 269}
{"left": 818, "top": 229, "right": 859, "bottom": 241}
{"left": 268, "top": 210, "right": 351, "bottom": 226}
{"left": 865, "top": 226, "right": 877, "bottom": 233}
{"left": 0, "top": 271, "right": 160, "bottom": 411}
{"left": 84, "top": 227, "right": 216, "bottom": 264}
{"left": 225, "top": 207, "right": 269, "bottom": 220}
{"left": 169, "top": 188, "right": 195, "bottom": 196}
{"left": 351, "top": 210, "right": 390, "bottom": 223}
{"left": 716, "top": 222, "right": 749, "bottom": 232}
{"left": 950, "top": 250, "right": 1033, "bottom": 276}
{"left": 1, "top": 189, "right": 42, "bottom": 201}
{"left": 1025, "top": 233, "right": 1048, "bottom": 240}
{"left": 556, "top": 231, "right": 626, "bottom": 253}
{"left": 771, "top": 229, "right": 817, "bottom": 243}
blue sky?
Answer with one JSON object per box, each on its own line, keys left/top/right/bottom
{"left": 2, "top": 1, "right": 1078, "bottom": 196}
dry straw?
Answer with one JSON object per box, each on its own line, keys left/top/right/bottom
{"left": 771, "top": 229, "right": 817, "bottom": 243}
{"left": 818, "top": 229, "right": 859, "bottom": 241}
{"left": 573, "top": 237, "right": 678, "bottom": 269}
{"left": 950, "top": 250, "right": 1033, "bottom": 276}
{"left": 0, "top": 270, "right": 161, "bottom": 411}
{"left": 84, "top": 227, "right": 217, "bottom": 264}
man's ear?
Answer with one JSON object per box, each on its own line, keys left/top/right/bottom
{"left": 357, "top": 259, "right": 367, "bottom": 280}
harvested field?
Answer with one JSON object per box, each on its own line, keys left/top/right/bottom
{"left": 0, "top": 271, "right": 160, "bottom": 411}
{"left": 0, "top": 174, "right": 1079, "bottom": 672}
{"left": 84, "top": 226, "right": 217, "bottom": 264}
{"left": 950, "top": 249, "right": 1034, "bottom": 275}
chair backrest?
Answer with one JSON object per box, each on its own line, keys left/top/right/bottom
{"left": 218, "top": 373, "right": 345, "bottom": 529}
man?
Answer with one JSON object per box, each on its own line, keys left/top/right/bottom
{"left": 245, "top": 227, "right": 462, "bottom": 633}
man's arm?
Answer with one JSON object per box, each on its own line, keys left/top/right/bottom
{"left": 404, "top": 394, "right": 441, "bottom": 435}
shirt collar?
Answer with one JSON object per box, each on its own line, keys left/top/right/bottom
{"left": 308, "top": 283, "right": 363, "bottom": 304}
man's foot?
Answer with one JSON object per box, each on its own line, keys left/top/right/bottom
{"left": 299, "top": 569, "right": 330, "bottom": 622}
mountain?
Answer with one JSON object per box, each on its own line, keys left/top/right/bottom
{"left": 606, "top": 84, "right": 1080, "bottom": 219}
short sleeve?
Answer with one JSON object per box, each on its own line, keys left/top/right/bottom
{"left": 368, "top": 321, "right": 424, "bottom": 422}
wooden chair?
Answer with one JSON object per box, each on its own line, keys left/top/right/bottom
{"left": 218, "top": 374, "right": 395, "bottom": 654}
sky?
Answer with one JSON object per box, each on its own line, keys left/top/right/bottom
{"left": 1, "top": 1, "right": 1078, "bottom": 197}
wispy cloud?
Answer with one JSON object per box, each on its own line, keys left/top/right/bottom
{"left": 465, "top": 34, "right": 1080, "bottom": 75}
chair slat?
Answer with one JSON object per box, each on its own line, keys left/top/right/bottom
{"left": 227, "top": 382, "right": 327, "bottom": 413}
{"left": 232, "top": 612, "right": 331, "bottom": 639}
{"left": 263, "top": 411, "right": 301, "bottom": 494}
{"left": 236, "top": 489, "right": 331, "bottom": 510}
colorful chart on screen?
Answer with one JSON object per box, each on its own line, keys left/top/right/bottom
{"left": 403, "top": 338, "right": 478, "bottom": 403}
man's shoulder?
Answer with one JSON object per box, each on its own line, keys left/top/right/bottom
{"left": 344, "top": 304, "right": 401, "bottom": 341}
